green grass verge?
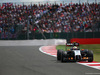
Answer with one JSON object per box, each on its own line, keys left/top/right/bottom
{"left": 56, "top": 44, "right": 100, "bottom": 62}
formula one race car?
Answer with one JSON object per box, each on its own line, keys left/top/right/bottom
{"left": 57, "top": 43, "right": 93, "bottom": 62}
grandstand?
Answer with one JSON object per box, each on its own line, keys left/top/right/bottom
{"left": 0, "top": 0, "right": 100, "bottom": 40}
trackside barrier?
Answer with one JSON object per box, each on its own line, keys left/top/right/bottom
{"left": 0, "top": 32, "right": 100, "bottom": 42}
{"left": 0, "top": 39, "right": 66, "bottom": 46}
{"left": 70, "top": 38, "right": 100, "bottom": 44}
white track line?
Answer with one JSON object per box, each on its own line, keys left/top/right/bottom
{"left": 78, "top": 63, "right": 100, "bottom": 65}
{"left": 77, "top": 62, "right": 100, "bottom": 70}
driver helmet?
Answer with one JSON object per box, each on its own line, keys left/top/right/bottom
{"left": 73, "top": 46, "right": 78, "bottom": 50}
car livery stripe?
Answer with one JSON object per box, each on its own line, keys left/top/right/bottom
{"left": 39, "top": 46, "right": 100, "bottom": 70}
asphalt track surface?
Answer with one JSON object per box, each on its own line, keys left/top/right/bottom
{"left": 0, "top": 46, "right": 100, "bottom": 75}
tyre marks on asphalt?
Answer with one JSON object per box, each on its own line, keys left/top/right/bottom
{"left": 39, "top": 46, "right": 100, "bottom": 70}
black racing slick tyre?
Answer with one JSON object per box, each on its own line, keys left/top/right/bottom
{"left": 87, "top": 50, "right": 93, "bottom": 62}
{"left": 57, "top": 50, "right": 62, "bottom": 60}
{"left": 61, "top": 51, "right": 65, "bottom": 62}
{"left": 88, "top": 57, "right": 93, "bottom": 62}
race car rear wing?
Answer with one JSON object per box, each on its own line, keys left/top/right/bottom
{"left": 66, "top": 43, "right": 79, "bottom": 46}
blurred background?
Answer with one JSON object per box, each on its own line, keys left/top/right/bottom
{"left": 0, "top": 0, "right": 100, "bottom": 42}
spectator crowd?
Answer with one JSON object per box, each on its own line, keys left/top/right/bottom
{"left": 0, "top": 2, "right": 100, "bottom": 38}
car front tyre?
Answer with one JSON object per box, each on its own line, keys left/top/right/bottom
{"left": 87, "top": 50, "right": 93, "bottom": 62}
{"left": 61, "top": 51, "right": 65, "bottom": 62}
{"left": 57, "top": 50, "right": 62, "bottom": 60}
